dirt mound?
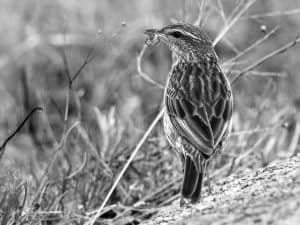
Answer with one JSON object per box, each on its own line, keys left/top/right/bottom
{"left": 143, "top": 155, "right": 300, "bottom": 225}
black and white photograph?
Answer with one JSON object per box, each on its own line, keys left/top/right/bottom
{"left": 0, "top": 0, "right": 300, "bottom": 224}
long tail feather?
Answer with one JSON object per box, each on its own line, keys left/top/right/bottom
{"left": 191, "top": 159, "right": 207, "bottom": 203}
{"left": 190, "top": 172, "right": 204, "bottom": 203}
{"left": 181, "top": 155, "right": 207, "bottom": 203}
{"left": 181, "top": 155, "right": 199, "bottom": 199}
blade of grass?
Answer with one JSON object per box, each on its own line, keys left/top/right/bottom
{"left": 85, "top": 108, "right": 164, "bottom": 225}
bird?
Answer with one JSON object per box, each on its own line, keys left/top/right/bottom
{"left": 144, "top": 23, "right": 233, "bottom": 205}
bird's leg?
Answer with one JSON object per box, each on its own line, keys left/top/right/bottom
{"left": 203, "top": 160, "right": 212, "bottom": 194}
{"left": 206, "top": 168, "right": 212, "bottom": 194}
{"left": 179, "top": 152, "right": 185, "bottom": 169}
{"left": 179, "top": 152, "right": 186, "bottom": 207}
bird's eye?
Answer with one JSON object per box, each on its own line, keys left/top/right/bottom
{"left": 168, "top": 31, "right": 184, "bottom": 38}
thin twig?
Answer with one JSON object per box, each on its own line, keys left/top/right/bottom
{"left": 231, "top": 35, "right": 300, "bottom": 85}
{"left": 216, "top": 0, "right": 227, "bottom": 24}
{"left": 223, "top": 26, "right": 280, "bottom": 65}
{"left": 213, "top": 0, "right": 257, "bottom": 47}
{"left": 60, "top": 27, "right": 72, "bottom": 146}
{"left": 226, "top": 0, "right": 245, "bottom": 23}
{"left": 243, "top": 8, "right": 300, "bottom": 19}
{"left": 0, "top": 107, "right": 43, "bottom": 160}
{"left": 160, "top": 193, "right": 180, "bottom": 206}
{"left": 85, "top": 108, "right": 164, "bottom": 225}
{"left": 71, "top": 45, "right": 94, "bottom": 83}
{"left": 199, "top": 4, "right": 212, "bottom": 28}
{"left": 230, "top": 126, "right": 277, "bottom": 137}
{"left": 222, "top": 37, "right": 240, "bottom": 54}
{"left": 182, "top": 0, "right": 186, "bottom": 22}
{"left": 137, "top": 44, "right": 164, "bottom": 89}
{"left": 224, "top": 70, "right": 287, "bottom": 78}
{"left": 59, "top": 30, "right": 95, "bottom": 145}
{"left": 65, "top": 152, "right": 87, "bottom": 180}
{"left": 195, "top": 0, "right": 206, "bottom": 26}
{"left": 61, "top": 47, "right": 71, "bottom": 86}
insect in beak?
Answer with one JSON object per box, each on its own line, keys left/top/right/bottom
{"left": 144, "top": 29, "right": 160, "bottom": 46}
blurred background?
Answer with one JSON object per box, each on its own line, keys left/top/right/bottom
{"left": 0, "top": 0, "right": 300, "bottom": 224}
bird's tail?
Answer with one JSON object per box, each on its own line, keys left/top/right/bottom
{"left": 181, "top": 155, "right": 204, "bottom": 203}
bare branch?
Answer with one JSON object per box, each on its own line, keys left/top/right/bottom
{"left": 194, "top": 0, "right": 206, "bottom": 26}
{"left": 230, "top": 126, "right": 276, "bottom": 137}
{"left": 243, "top": 8, "right": 300, "bottom": 19}
{"left": 224, "top": 70, "right": 287, "bottom": 78}
{"left": 199, "top": 5, "right": 212, "bottom": 28}
{"left": 226, "top": 0, "right": 245, "bottom": 22}
{"left": 0, "top": 107, "right": 43, "bottom": 159}
{"left": 213, "top": 0, "right": 257, "bottom": 47}
{"left": 60, "top": 22, "right": 72, "bottom": 85}
{"left": 61, "top": 46, "right": 72, "bottom": 86}
{"left": 223, "top": 26, "right": 280, "bottom": 65}
{"left": 216, "top": 0, "right": 227, "bottom": 24}
{"left": 59, "top": 31, "right": 95, "bottom": 144}
{"left": 71, "top": 45, "right": 94, "bottom": 83}
{"left": 231, "top": 35, "right": 300, "bottom": 85}
{"left": 136, "top": 44, "right": 164, "bottom": 89}
{"left": 222, "top": 37, "right": 240, "bottom": 54}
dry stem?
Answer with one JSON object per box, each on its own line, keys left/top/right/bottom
{"left": 0, "top": 107, "right": 43, "bottom": 161}
{"left": 231, "top": 35, "right": 300, "bottom": 85}
{"left": 136, "top": 44, "right": 164, "bottom": 89}
{"left": 86, "top": 108, "right": 165, "bottom": 225}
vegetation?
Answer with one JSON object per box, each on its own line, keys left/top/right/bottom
{"left": 0, "top": 0, "right": 300, "bottom": 224}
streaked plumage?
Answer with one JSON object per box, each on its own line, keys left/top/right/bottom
{"left": 145, "top": 23, "right": 233, "bottom": 204}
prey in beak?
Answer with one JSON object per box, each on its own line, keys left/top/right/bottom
{"left": 144, "top": 29, "right": 160, "bottom": 46}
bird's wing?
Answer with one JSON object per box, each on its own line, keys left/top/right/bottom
{"left": 165, "top": 62, "right": 233, "bottom": 156}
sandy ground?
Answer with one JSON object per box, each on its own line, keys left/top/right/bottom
{"left": 142, "top": 155, "right": 300, "bottom": 225}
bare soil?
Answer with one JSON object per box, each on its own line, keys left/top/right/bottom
{"left": 142, "top": 155, "right": 300, "bottom": 225}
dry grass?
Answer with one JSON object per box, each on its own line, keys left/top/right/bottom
{"left": 1, "top": 0, "right": 300, "bottom": 224}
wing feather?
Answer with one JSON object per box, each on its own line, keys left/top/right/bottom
{"left": 165, "top": 62, "right": 232, "bottom": 156}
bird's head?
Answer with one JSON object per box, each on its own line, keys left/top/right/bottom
{"left": 144, "top": 23, "right": 216, "bottom": 62}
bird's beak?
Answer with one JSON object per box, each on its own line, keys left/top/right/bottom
{"left": 144, "top": 28, "right": 161, "bottom": 45}
{"left": 144, "top": 29, "right": 158, "bottom": 36}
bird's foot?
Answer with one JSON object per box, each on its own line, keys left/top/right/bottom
{"left": 179, "top": 198, "right": 192, "bottom": 208}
